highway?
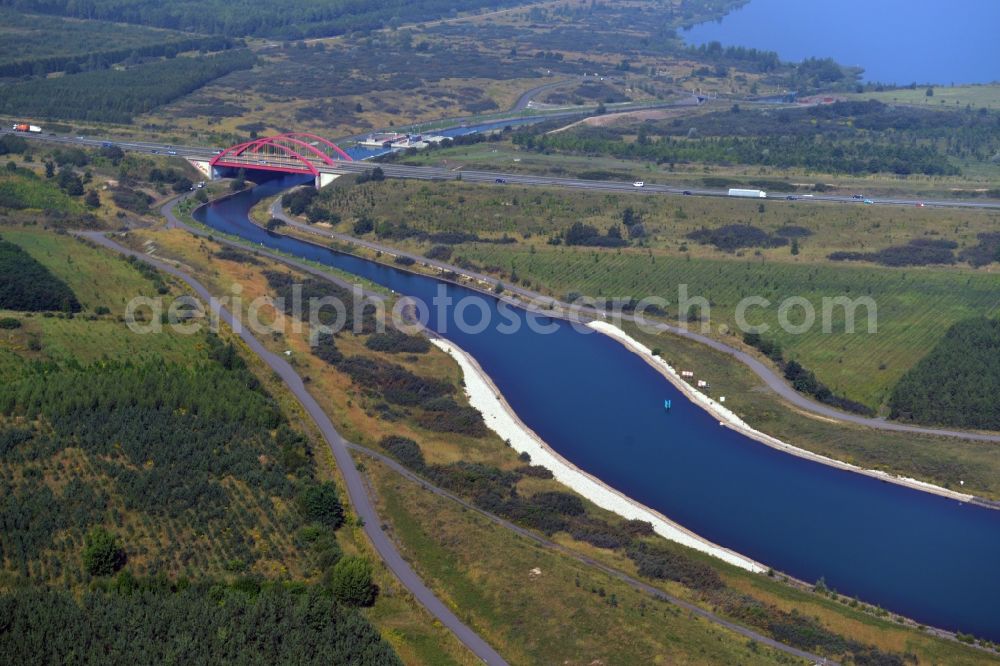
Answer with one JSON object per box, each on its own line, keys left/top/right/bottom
{"left": 329, "top": 160, "right": 1000, "bottom": 211}
{"left": 5, "top": 127, "right": 1000, "bottom": 211}
{"left": 268, "top": 197, "right": 1000, "bottom": 456}
{"left": 14, "top": 120, "right": 1000, "bottom": 448}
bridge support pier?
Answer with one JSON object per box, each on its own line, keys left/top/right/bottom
{"left": 188, "top": 159, "right": 214, "bottom": 180}
{"left": 316, "top": 172, "right": 341, "bottom": 188}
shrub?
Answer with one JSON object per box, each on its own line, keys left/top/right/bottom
{"left": 626, "top": 542, "right": 724, "bottom": 591}
{"left": 82, "top": 527, "right": 126, "bottom": 577}
{"left": 425, "top": 245, "right": 453, "bottom": 261}
{"left": 365, "top": 329, "right": 430, "bottom": 354}
{"left": 516, "top": 464, "right": 553, "bottom": 479}
{"left": 338, "top": 356, "right": 452, "bottom": 406}
{"left": 352, "top": 216, "right": 374, "bottom": 235}
{"left": 378, "top": 435, "right": 426, "bottom": 470}
{"left": 213, "top": 247, "right": 261, "bottom": 265}
{"left": 312, "top": 333, "right": 343, "bottom": 365}
{"left": 828, "top": 239, "right": 956, "bottom": 267}
{"left": 687, "top": 224, "right": 788, "bottom": 251}
{"left": 0, "top": 317, "right": 22, "bottom": 329}
{"left": 0, "top": 239, "right": 81, "bottom": 312}
{"left": 416, "top": 397, "right": 487, "bottom": 436}
{"left": 530, "top": 491, "right": 585, "bottom": 516}
{"left": 297, "top": 482, "right": 345, "bottom": 529}
{"left": 330, "top": 556, "right": 377, "bottom": 607}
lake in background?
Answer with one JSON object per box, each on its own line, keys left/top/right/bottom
{"left": 683, "top": 0, "right": 1000, "bottom": 85}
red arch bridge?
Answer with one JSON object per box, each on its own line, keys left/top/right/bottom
{"left": 202, "top": 133, "right": 353, "bottom": 187}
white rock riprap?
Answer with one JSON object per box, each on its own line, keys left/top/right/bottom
{"left": 586, "top": 320, "right": 975, "bottom": 504}
{"left": 430, "top": 337, "right": 766, "bottom": 573}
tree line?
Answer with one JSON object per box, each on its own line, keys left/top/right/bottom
{"left": 0, "top": 49, "right": 255, "bottom": 123}
{"left": 513, "top": 99, "right": 999, "bottom": 176}
{"left": 0, "top": 34, "right": 236, "bottom": 78}
{"left": 518, "top": 129, "right": 958, "bottom": 177}
{"left": 0, "top": 238, "right": 81, "bottom": 312}
{"left": 0, "top": 0, "right": 527, "bottom": 39}
{"left": 889, "top": 317, "right": 1000, "bottom": 429}
{"left": 0, "top": 583, "right": 400, "bottom": 665}
{"left": 743, "top": 332, "right": 874, "bottom": 415}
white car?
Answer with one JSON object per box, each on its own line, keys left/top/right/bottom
{"left": 633, "top": 181, "right": 645, "bottom": 188}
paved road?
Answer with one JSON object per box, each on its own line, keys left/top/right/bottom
{"left": 324, "top": 159, "right": 1000, "bottom": 211}
{"left": 5, "top": 127, "right": 1000, "bottom": 212}
{"left": 81, "top": 222, "right": 838, "bottom": 665}
{"left": 80, "top": 227, "right": 510, "bottom": 666}
{"left": 348, "top": 442, "right": 839, "bottom": 665}
{"left": 96, "top": 202, "right": 837, "bottom": 664}
{"left": 509, "top": 78, "right": 576, "bottom": 111}
{"left": 268, "top": 198, "right": 1000, "bottom": 450}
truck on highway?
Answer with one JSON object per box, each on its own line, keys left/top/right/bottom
{"left": 728, "top": 188, "right": 767, "bottom": 199}
{"left": 11, "top": 123, "right": 41, "bottom": 133}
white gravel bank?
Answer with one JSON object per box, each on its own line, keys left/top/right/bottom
{"left": 430, "top": 337, "right": 766, "bottom": 573}
{"left": 587, "top": 320, "right": 975, "bottom": 504}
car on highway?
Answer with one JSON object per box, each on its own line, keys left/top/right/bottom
{"left": 916, "top": 202, "right": 926, "bottom": 207}
{"left": 633, "top": 181, "right": 644, "bottom": 188}
{"left": 682, "top": 190, "right": 692, "bottom": 195}
{"left": 852, "top": 194, "right": 864, "bottom": 200}
{"left": 786, "top": 195, "right": 797, "bottom": 200}
{"left": 167, "top": 150, "right": 177, "bottom": 155}
{"left": 494, "top": 178, "right": 507, "bottom": 184}
{"left": 863, "top": 198, "right": 874, "bottom": 205}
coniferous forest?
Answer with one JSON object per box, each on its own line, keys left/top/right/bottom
{"left": 0, "top": 50, "right": 256, "bottom": 123}
{"left": 0, "top": 329, "right": 396, "bottom": 661}
{"left": 0, "top": 584, "right": 401, "bottom": 665}
{"left": 0, "top": 237, "right": 81, "bottom": 312}
{"left": 889, "top": 318, "right": 1000, "bottom": 429}
{"left": 0, "top": 0, "right": 520, "bottom": 39}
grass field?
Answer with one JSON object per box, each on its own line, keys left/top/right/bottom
{"left": 367, "top": 458, "right": 794, "bottom": 666}
{"left": 847, "top": 84, "right": 1000, "bottom": 111}
{"left": 305, "top": 178, "right": 1000, "bottom": 409}
{"left": 463, "top": 245, "right": 1000, "bottom": 408}
{"left": 368, "top": 455, "right": 997, "bottom": 664}
{"left": 0, "top": 229, "right": 161, "bottom": 315}
{"left": 0, "top": 171, "right": 83, "bottom": 213}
